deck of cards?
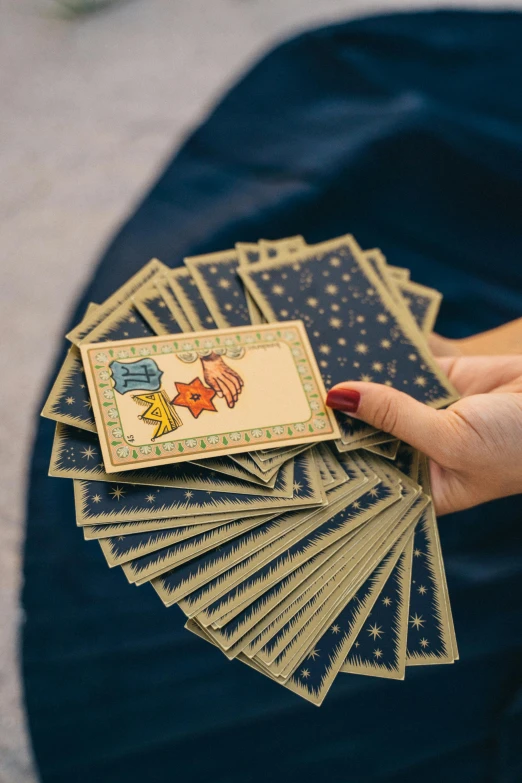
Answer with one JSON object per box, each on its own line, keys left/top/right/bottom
{"left": 42, "top": 234, "right": 459, "bottom": 706}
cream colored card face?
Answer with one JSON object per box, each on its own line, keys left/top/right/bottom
{"left": 80, "top": 320, "right": 340, "bottom": 473}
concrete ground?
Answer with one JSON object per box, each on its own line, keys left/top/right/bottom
{"left": 1, "top": 0, "right": 517, "bottom": 780}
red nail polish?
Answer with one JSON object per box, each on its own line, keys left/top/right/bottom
{"left": 326, "top": 388, "right": 361, "bottom": 413}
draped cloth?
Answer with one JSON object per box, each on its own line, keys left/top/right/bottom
{"left": 23, "top": 11, "right": 522, "bottom": 783}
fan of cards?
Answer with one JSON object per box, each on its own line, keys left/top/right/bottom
{"left": 42, "top": 234, "right": 459, "bottom": 705}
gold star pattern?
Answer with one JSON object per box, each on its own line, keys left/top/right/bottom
{"left": 417, "top": 585, "right": 428, "bottom": 595}
{"left": 354, "top": 342, "right": 369, "bottom": 355}
{"left": 319, "top": 344, "right": 331, "bottom": 355}
{"left": 293, "top": 481, "right": 302, "bottom": 494}
{"left": 380, "top": 338, "right": 392, "bottom": 349}
{"left": 408, "top": 353, "right": 418, "bottom": 361}
{"left": 80, "top": 446, "right": 95, "bottom": 460}
{"left": 145, "top": 494, "right": 156, "bottom": 503}
{"left": 413, "top": 548, "right": 423, "bottom": 558}
{"left": 414, "top": 375, "right": 427, "bottom": 387}
{"left": 65, "top": 396, "right": 75, "bottom": 405}
{"left": 92, "top": 494, "right": 102, "bottom": 503}
{"left": 368, "top": 487, "right": 379, "bottom": 497}
{"left": 373, "top": 648, "right": 383, "bottom": 659}
{"left": 372, "top": 361, "right": 383, "bottom": 372}
{"left": 306, "top": 296, "right": 319, "bottom": 308}
{"left": 376, "top": 313, "right": 388, "bottom": 323}
{"left": 360, "top": 373, "right": 373, "bottom": 382}
{"left": 272, "top": 284, "right": 285, "bottom": 295}
{"left": 331, "top": 624, "right": 341, "bottom": 634}
{"left": 410, "top": 613, "right": 425, "bottom": 630}
{"left": 329, "top": 317, "right": 342, "bottom": 329}
{"left": 184, "top": 490, "right": 194, "bottom": 501}
{"left": 325, "top": 283, "right": 338, "bottom": 295}
{"left": 337, "top": 337, "right": 347, "bottom": 346}
{"left": 329, "top": 257, "right": 341, "bottom": 267}
{"left": 300, "top": 668, "right": 310, "bottom": 679}
{"left": 367, "top": 623, "right": 384, "bottom": 640}
{"left": 382, "top": 596, "right": 392, "bottom": 607}
{"left": 110, "top": 486, "right": 125, "bottom": 501}
{"left": 308, "top": 648, "right": 320, "bottom": 661}
{"left": 218, "top": 278, "right": 231, "bottom": 289}
{"left": 420, "top": 638, "right": 430, "bottom": 649}
{"left": 83, "top": 399, "right": 92, "bottom": 409}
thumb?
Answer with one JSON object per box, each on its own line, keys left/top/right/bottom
{"left": 326, "top": 382, "right": 451, "bottom": 464}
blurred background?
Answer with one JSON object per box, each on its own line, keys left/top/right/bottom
{"left": 1, "top": 1, "right": 520, "bottom": 781}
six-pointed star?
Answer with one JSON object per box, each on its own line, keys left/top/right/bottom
{"left": 171, "top": 377, "right": 217, "bottom": 418}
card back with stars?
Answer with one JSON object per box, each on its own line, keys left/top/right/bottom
{"left": 238, "top": 234, "right": 458, "bottom": 447}
{"left": 80, "top": 320, "right": 340, "bottom": 473}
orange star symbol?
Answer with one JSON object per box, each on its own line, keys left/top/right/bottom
{"left": 171, "top": 377, "right": 217, "bottom": 418}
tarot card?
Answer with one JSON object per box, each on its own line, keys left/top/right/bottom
{"left": 156, "top": 465, "right": 369, "bottom": 610}
{"left": 153, "top": 505, "right": 332, "bottom": 607}
{"left": 184, "top": 249, "right": 251, "bottom": 329}
{"left": 168, "top": 268, "right": 217, "bottom": 331}
{"left": 389, "top": 266, "right": 410, "bottom": 282}
{"left": 66, "top": 259, "right": 166, "bottom": 344}
{"left": 132, "top": 276, "right": 190, "bottom": 335}
{"left": 41, "top": 347, "right": 97, "bottom": 433}
{"left": 218, "top": 527, "right": 416, "bottom": 705}
{"left": 243, "top": 485, "right": 421, "bottom": 674}
{"left": 98, "top": 517, "right": 235, "bottom": 566}
{"left": 258, "top": 236, "right": 306, "bottom": 262}
{"left": 193, "top": 458, "right": 397, "bottom": 633}
{"left": 238, "top": 235, "right": 458, "bottom": 446}
{"left": 405, "top": 458, "right": 458, "bottom": 664}
{"left": 395, "top": 279, "right": 442, "bottom": 336}
{"left": 49, "top": 423, "right": 294, "bottom": 498}
{"left": 363, "top": 440, "right": 400, "bottom": 460}
{"left": 227, "top": 454, "right": 282, "bottom": 483}
{"left": 340, "top": 533, "right": 414, "bottom": 681}
{"left": 203, "top": 493, "right": 407, "bottom": 657}
{"left": 42, "top": 303, "right": 156, "bottom": 432}
{"left": 73, "top": 447, "right": 324, "bottom": 526}
{"left": 191, "top": 457, "right": 281, "bottom": 488}
{"left": 122, "top": 513, "right": 279, "bottom": 584}
{"left": 277, "top": 511, "right": 421, "bottom": 701}
{"left": 366, "top": 250, "right": 441, "bottom": 336}
{"left": 80, "top": 321, "right": 340, "bottom": 473}
{"left": 236, "top": 243, "right": 265, "bottom": 326}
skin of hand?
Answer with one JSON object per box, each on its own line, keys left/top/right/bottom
{"left": 200, "top": 353, "right": 244, "bottom": 408}
{"left": 430, "top": 317, "right": 522, "bottom": 357}
{"left": 326, "top": 355, "right": 522, "bottom": 516}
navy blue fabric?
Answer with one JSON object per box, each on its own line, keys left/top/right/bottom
{"left": 23, "top": 11, "right": 522, "bottom": 783}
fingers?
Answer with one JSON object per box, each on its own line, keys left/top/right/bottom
{"left": 436, "top": 355, "right": 522, "bottom": 396}
{"left": 223, "top": 370, "right": 243, "bottom": 398}
{"left": 428, "top": 333, "right": 462, "bottom": 357}
{"left": 226, "top": 368, "right": 244, "bottom": 388}
{"left": 205, "top": 375, "right": 224, "bottom": 398}
{"left": 326, "top": 381, "right": 451, "bottom": 464}
{"left": 216, "top": 377, "right": 237, "bottom": 408}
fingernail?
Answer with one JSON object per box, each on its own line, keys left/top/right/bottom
{"left": 326, "top": 388, "right": 360, "bottom": 413}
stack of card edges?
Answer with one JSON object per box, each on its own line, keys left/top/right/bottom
{"left": 43, "top": 234, "right": 459, "bottom": 706}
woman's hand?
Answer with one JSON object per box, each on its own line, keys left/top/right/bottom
{"left": 326, "top": 355, "right": 522, "bottom": 515}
